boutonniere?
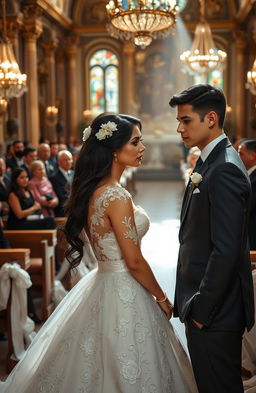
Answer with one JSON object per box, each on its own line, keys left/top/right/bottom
{"left": 190, "top": 172, "right": 203, "bottom": 187}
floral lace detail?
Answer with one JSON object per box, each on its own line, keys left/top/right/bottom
{"left": 89, "top": 186, "right": 131, "bottom": 261}
{"left": 122, "top": 216, "right": 138, "bottom": 244}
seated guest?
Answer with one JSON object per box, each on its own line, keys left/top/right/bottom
{"left": 5, "top": 140, "right": 24, "bottom": 172}
{"left": 0, "top": 158, "right": 10, "bottom": 202}
{"left": 21, "top": 147, "right": 37, "bottom": 179}
{"left": 37, "top": 143, "right": 57, "bottom": 178}
{"left": 50, "top": 150, "right": 74, "bottom": 217}
{"left": 28, "top": 160, "right": 58, "bottom": 217}
{"left": 7, "top": 168, "right": 55, "bottom": 229}
{"left": 49, "top": 142, "right": 59, "bottom": 169}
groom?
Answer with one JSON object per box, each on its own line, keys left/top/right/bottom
{"left": 169, "top": 84, "right": 255, "bottom": 393}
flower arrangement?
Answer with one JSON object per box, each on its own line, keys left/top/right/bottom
{"left": 95, "top": 121, "right": 118, "bottom": 140}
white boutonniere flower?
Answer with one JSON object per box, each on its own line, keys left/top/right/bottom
{"left": 96, "top": 121, "right": 118, "bottom": 140}
{"left": 82, "top": 126, "right": 92, "bottom": 142}
{"left": 190, "top": 172, "right": 203, "bottom": 187}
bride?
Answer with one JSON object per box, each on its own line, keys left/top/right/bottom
{"left": 0, "top": 113, "right": 196, "bottom": 393}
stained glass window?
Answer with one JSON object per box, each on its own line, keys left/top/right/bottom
{"left": 208, "top": 69, "right": 224, "bottom": 89}
{"left": 89, "top": 49, "right": 119, "bottom": 112}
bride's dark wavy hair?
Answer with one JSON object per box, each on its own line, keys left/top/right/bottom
{"left": 64, "top": 112, "right": 141, "bottom": 268}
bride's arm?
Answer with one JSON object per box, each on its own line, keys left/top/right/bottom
{"left": 106, "top": 193, "right": 173, "bottom": 318}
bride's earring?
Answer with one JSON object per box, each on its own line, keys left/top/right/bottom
{"left": 114, "top": 154, "right": 118, "bottom": 163}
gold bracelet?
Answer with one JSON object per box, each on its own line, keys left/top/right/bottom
{"left": 156, "top": 292, "right": 167, "bottom": 303}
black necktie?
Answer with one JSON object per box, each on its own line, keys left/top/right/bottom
{"left": 193, "top": 156, "right": 203, "bottom": 173}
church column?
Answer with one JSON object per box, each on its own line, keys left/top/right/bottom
{"left": 56, "top": 51, "right": 67, "bottom": 135}
{"left": 123, "top": 42, "right": 136, "bottom": 114}
{"left": 41, "top": 40, "right": 58, "bottom": 140}
{"left": 22, "top": 5, "right": 43, "bottom": 147}
{"left": 65, "top": 36, "right": 79, "bottom": 138}
{"left": 233, "top": 30, "right": 247, "bottom": 139}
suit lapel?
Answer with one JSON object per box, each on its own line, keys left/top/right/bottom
{"left": 180, "top": 160, "right": 209, "bottom": 227}
{"left": 180, "top": 137, "right": 230, "bottom": 229}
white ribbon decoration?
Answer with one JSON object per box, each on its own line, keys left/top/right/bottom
{"left": 0, "top": 263, "right": 36, "bottom": 360}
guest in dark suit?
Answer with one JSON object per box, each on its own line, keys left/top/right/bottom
{"left": 21, "top": 147, "right": 37, "bottom": 179}
{"left": 50, "top": 150, "right": 74, "bottom": 217}
{"left": 0, "top": 158, "right": 10, "bottom": 202}
{"left": 169, "top": 84, "right": 255, "bottom": 393}
{"left": 49, "top": 142, "right": 59, "bottom": 169}
{"left": 37, "top": 143, "right": 57, "bottom": 178}
{"left": 5, "top": 140, "right": 24, "bottom": 171}
{"left": 238, "top": 139, "right": 256, "bottom": 250}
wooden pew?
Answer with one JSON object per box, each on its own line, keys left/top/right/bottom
{"left": 0, "top": 249, "right": 31, "bottom": 372}
{"left": 4, "top": 230, "right": 57, "bottom": 320}
{"left": 250, "top": 250, "right": 256, "bottom": 270}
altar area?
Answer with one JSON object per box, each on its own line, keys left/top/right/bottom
{"left": 136, "top": 113, "right": 184, "bottom": 180}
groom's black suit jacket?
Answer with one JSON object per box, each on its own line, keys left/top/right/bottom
{"left": 248, "top": 169, "right": 256, "bottom": 250}
{"left": 174, "top": 138, "right": 255, "bottom": 332}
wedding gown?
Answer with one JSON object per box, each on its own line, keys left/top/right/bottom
{"left": 0, "top": 186, "right": 193, "bottom": 393}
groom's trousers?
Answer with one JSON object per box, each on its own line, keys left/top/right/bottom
{"left": 185, "top": 319, "right": 244, "bottom": 393}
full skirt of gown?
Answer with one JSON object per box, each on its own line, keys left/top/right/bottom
{"left": 0, "top": 260, "right": 194, "bottom": 393}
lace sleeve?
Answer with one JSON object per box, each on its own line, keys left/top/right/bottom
{"left": 104, "top": 186, "right": 141, "bottom": 263}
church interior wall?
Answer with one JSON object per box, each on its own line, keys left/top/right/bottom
{"left": 1, "top": 0, "right": 256, "bottom": 152}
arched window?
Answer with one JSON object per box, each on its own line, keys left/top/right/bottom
{"left": 89, "top": 49, "right": 119, "bottom": 113}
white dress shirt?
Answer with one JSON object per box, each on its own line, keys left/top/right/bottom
{"left": 200, "top": 133, "right": 227, "bottom": 162}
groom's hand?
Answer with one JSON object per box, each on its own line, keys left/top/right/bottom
{"left": 192, "top": 319, "right": 203, "bottom": 329}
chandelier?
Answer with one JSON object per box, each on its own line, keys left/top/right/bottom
{"left": 180, "top": 0, "right": 226, "bottom": 75}
{"left": 106, "top": 0, "right": 179, "bottom": 49}
{"left": 246, "top": 57, "right": 256, "bottom": 95}
{"left": 0, "top": 0, "right": 27, "bottom": 99}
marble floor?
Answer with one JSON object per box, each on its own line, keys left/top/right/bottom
{"left": 0, "top": 180, "right": 192, "bottom": 384}
{"left": 134, "top": 180, "right": 187, "bottom": 351}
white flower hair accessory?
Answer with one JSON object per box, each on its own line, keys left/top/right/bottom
{"left": 82, "top": 126, "right": 92, "bottom": 142}
{"left": 95, "top": 121, "right": 118, "bottom": 141}
{"left": 190, "top": 172, "right": 203, "bottom": 187}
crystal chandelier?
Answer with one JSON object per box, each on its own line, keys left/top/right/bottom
{"left": 180, "top": 0, "right": 226, "bottom": 75}
{"left": 106, "top": 0, "right": 179, "bottom": 49}
{"left": 0, "top": 0, "right": 27, "bottom": 99}
{"left": 246, "top": 57, "right": 256, "bottom": 95}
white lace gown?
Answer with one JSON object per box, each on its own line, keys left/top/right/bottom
{"left": 0, "top": 186, "right": 193, "bottom": 393}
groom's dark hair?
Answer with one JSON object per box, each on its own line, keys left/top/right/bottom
{"left": 169, "top": 84, "right": 226, "bottom": 128}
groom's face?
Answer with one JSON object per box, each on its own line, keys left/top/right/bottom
{"left": 176, "top": 104, "right": 211, "bottom": 150}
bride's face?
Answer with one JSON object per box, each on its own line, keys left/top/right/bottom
{"left": 115, "top": 125, "right": 145, "bottom": 167}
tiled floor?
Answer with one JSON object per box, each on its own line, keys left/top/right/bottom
{"left": 0, "top": 180, "right": 190, "bottom": 382}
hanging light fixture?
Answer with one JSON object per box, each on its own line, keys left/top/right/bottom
{"left": 246, "top": 57, "right": 256, "bottom": 95}
{"left": 0, "top": 0, "right": 27, "bottom": 99}
{"left": 106, "top": 0, "right": 179, "bottom": 49}
{"left": 180, "top": 0, "right": 226, "bottom": 75}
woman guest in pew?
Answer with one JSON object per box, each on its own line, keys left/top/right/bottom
{"left": 7, "top": 168, "right": 55, "bottom": 229}
{"left": 28, "top": 160, "right": 58, "bottom": 217}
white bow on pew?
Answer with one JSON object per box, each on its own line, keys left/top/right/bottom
{"left": 0, "top": 263, "right": 36, "bottom": 360}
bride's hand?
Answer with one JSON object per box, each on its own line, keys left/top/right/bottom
{"left": 157, "top": 298, "right": 173, "bottom": 320}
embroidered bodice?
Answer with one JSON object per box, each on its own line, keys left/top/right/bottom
{"left": 88, "top": 186, "right": 150, "bottom": 264}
